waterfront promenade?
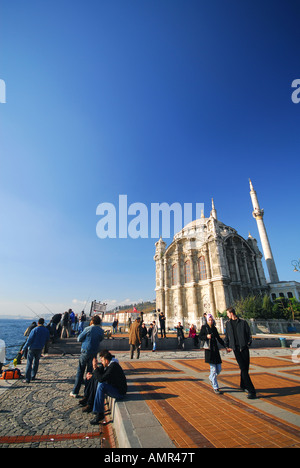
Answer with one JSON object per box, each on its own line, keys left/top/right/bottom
{"left": 0, "top": 335, "right": 299, "bottom": 448}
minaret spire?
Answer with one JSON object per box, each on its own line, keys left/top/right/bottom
{"left": 249, "top": 179, "right": 279, "bottom": 283}
{"left": 210, "top": 198, "right": 217, "bottom": 219}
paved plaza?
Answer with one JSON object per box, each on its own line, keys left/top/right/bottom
{"left": 0, "top": 340, "right": 299, "bottom": 448}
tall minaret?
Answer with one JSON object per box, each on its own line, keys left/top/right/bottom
{"left": 210, "top": 198, "right": 217, "bottom": 219}
{"left": 249, "top": 179, "right": 279, "bottom": 283}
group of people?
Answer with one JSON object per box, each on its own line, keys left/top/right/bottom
{"left": 19, "top": 309, "right": 87, "bottom": 384}
{"left": 199, "top": 307, "right": 256, "bottom": 398}
{"left": 60, "top": 310, "right": 87, "bottom": 338}
{"left": 70, "top": 314, "right": 127, "bottom": 425}
{"left": 20, "top": 305, "right": 256, "bottom": 427}
{"left": 129, "top": 317, "right": 162, "bottom": 357}
{"left": 127, "top": 310, "right": 167, "bottom": 358}
{"left": 128, "top": 307, "right": 256, "bottom": 399}
{"left": 21, "top": 313, "right": 127, "bottom": 425}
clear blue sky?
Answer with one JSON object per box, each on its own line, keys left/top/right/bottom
{"left": 0, "top": 0, "right": 299, "bottom": 316}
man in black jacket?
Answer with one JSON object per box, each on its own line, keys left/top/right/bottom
{"left": 90, "top": 350, "right": 127, "bottom": 425}
{"left": 224, "top": 307, "right": 256, "bottom": 399}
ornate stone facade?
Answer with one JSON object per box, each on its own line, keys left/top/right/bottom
{"left": 154, "top": 201, "right": 268, "bottom": 329}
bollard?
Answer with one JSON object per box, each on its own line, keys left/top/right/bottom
{"left": 0, "top": 339, "right": 6, "bottom": 365}
{"left": 279, "top": 337, "right": 287, "bottom": 348}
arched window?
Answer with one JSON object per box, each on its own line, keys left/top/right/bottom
{"left": 184, "top": 260, "right": 191, "bottom": 283}
{"left": 172, "top": 264, "right": 178, "bottom": 286}
{"left": 198, "top": 256, "right": 207, "bottom": 280}
{"left": 287, "top": 292, "right": 293, "bottom": 298}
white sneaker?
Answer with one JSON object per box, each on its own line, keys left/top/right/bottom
{"left": 69, "top": 392, "right": 78, "bottom": 398}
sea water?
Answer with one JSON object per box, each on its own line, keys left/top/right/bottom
{"left": 0, "top": 319, "right": 116, "bottom": 363}
{"left": 0, "top": 319, "right": 34, "bottom": 362}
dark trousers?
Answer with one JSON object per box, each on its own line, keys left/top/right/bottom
{"left": 234, "top": 347, "right": 256, "bottom": 394}
{"left": 73, "top": 352, "right": 96, "bottom": 395}
{"left": 130, "top": 344, "right": 140, "bottom": 359}
{"left": 84, "top": 375, "right": 99, "bottom": 407}
{"left": 25, "top": 349, "right": 42, "bottom": 382}
{"left": 141, "top": 336, "right": 148, "bottom": 348}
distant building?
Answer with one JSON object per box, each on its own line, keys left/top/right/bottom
{"left": 154, "top": 181, "right": 300, "bottom": 328}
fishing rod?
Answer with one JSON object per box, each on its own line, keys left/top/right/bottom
{"left": 24, "top": 303, "right": 40, "bottom": 320}
{"left": 39, "top": 301, "right": 55, "bottom": 316}
{"left": 82, "top": 291, "right": 92, "bottom": 313}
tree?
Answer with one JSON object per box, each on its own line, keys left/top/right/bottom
{"left": 233, "top": 295, "right": 263, "bottom": 319}
{"left": 222, "top": 294, "right": 300, "bottom": 321}
{"left": 262, "top": 294, "right": 273, "bottom": 319}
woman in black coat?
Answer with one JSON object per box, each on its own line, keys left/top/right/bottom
{"left": 199, "top": 314, "right": 227, "bottom": 394}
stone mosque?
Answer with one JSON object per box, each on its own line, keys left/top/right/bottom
{"left": 154, "top": 180, "right": 300, "bottom": 329}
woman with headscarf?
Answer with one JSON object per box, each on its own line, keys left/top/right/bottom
{"left": 199, "top": 314, "right": 228, "bottom": 394}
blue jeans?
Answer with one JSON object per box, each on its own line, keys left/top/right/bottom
{"left": 93, "top": 382, "right": 124, "bottom": 414}
{"left": 209, "top": 363, "right": 222, "bottom": 390}
{"left": 72, "top": 352, "right": 96, "bottom": 395}
{"left": 25, "top": 349, "right": 42, "bottom": 382}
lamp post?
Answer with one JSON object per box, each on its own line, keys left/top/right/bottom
{"left": 291, "top": 259, "right": 300, "bottom": 273}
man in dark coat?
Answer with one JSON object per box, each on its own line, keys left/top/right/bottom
{"left": 224, "top": 307, "right": 256, "bottom": 399}
{"left": 158, "top": 310, "right": 166, "bottom": 338}
{"left": 129, "top": 317, "right": 141, "bottom": 359}
{"left": 176, "top": 322, "right": 185, "bottom": 349}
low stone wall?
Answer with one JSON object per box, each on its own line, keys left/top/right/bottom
{"left": 100, "top": 337, "right": 196, "bottom": 351}
{"left": 100, "top": 335, "right": 294, "bottom": 351}
{"left": 216, "top": 318, "right": 300, "bottom": 335}
{"left": 250, "top": 320, "right": 300, "bottom": 335}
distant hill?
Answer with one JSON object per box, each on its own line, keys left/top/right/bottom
{"left": 108, "top": 300, "right": 156, "bottom": 315}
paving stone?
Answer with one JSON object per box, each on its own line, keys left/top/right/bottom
{"left": 1, "top": 337, "right": 299, "bottom": 448}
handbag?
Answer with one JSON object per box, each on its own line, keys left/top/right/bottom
{"left": 202, "top": 340, "right": 210, "bottom": 350}
{"left": 200, "top": 326, "right": 211, "bottom": 350}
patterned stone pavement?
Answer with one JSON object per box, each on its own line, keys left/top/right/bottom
{"left": 0, "top": 343, "right": 300, "bottom": 448}
{"left": 0, "top": 355, "right": 111, "bottom": 448}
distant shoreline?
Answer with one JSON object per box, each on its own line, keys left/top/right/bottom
{"left": 0, "top": 316, "right": 52, "bottom": 321}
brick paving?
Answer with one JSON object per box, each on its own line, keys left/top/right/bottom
{"left": 218, "top": 372, "right": 300, "bottom": 415}
{"left": 0, "top": 340, "right": 300, "bottom": 448}
{"left": 119, "top": 349, "right": 300, "bottom": 448}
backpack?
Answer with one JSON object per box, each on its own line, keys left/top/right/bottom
{"left": 0, "top": 368, "right": 21, "bottom": 380}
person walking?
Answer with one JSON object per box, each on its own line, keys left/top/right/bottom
{"left": 141, "top": 322, "right": 149, "bottom": 348}
{"left": 78, "top": 311, "right": 86, "bottom": 334}
{"left": 21, "top": 318, "right": 50, "bottom": 383}
{"left": 224, "top": 307, "right": 257, "bottom": 399}
{"left": 112, "top": 318, "right": 118, "bottom": 335}
{"left": 159, "top": 311, "right": 166, "bottom": 338}
{"left": 129, "top": 317, "right": 141, "bottom": 359}
{"left": 70, "top": 315, "right": 104, "bottom": 398}
{"left": 199, "top": 314, "right": 228, "bottom": 394}
{"left": 176, "top": 322, "right": 185, "bottom": 349}
{"left": 61, "top": 311, "right": 70, "bottom": 338}
{"left": 151, "top": 320, "right": 158, "bottom": 352}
